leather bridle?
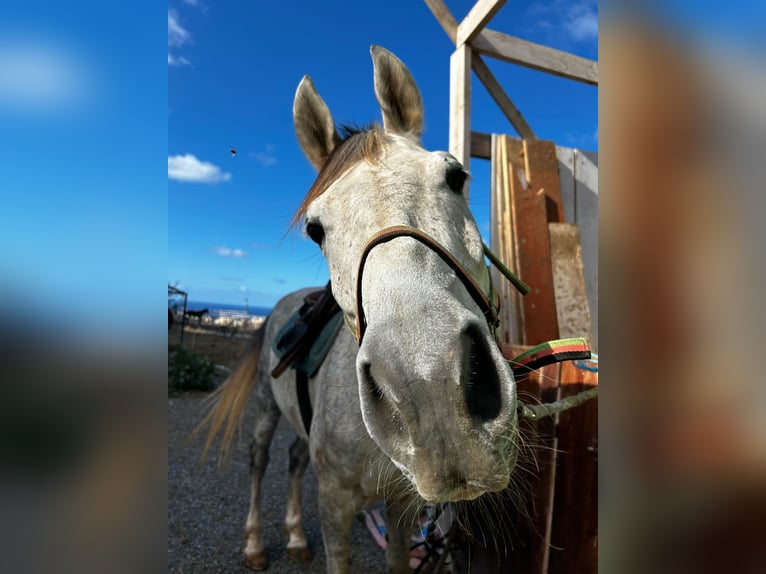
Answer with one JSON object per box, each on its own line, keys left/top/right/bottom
{"left": 345, "top": 225, "right": 596, "bottom": 421}
{"left": 350, "top": 225, "right": 529, "bottom": 345}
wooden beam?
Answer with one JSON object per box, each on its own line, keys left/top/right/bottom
{"left": 473, "top": 28, "right": 598, "bottom": 85}
{"left": 470, "top": 131, "right": 491, "bottom": 159}
{"left": 423, "top": 0, "right": 457, "bottom": 43}
{"left": 456, "top": 0, "right": 507, "bottom": 47}
{"left": 471, "top": 53, "right": 536, "bottom": 139}
{"left": 449, "top": 44, "right": 471, "bottom": 178}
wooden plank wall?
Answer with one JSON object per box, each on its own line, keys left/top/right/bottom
{"left": 491, "top": 137, "right": 598, "bottom": 350}
{"left": 490, "top": 135, "right": 520, "bottom": 344}
{"left": 485, "top": 134, "right": 598, "bottom": 574}
{"left": 491, "top": 136, "right": 566, "bottom": 345}
{"left": 555, "top": 147, "right": 599, "bottom": 351}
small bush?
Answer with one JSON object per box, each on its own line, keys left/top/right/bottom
{"left": 169, "top": 346, "right": 216, "bottom": 393}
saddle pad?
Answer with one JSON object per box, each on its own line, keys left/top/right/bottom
{"left": 272, "top": 307, "right": 344, "bottom": 378}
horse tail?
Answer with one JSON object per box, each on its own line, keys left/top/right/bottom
{"left": 196, "top": 314, "right": 270, "bottom": 464}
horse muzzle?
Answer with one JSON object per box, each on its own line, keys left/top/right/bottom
{"left": 357, "top": 317, "right": 518, "bottom": 502}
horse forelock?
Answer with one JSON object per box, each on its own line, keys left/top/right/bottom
{"left": 291, "top": 124, "right": 384, "bottom": 229}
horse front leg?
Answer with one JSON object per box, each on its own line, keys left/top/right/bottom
{"left": 317, "top": 482, "right": 363, "bottom": 574}
{"left": 284, "top": 436, "right": 312, "bottom": 563}
{"left": 385, "top": 498, "right": 417, "bottom": 574}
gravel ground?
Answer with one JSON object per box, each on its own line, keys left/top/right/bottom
{"left": 168, "top": 391, "right": 388, "bottom": 573}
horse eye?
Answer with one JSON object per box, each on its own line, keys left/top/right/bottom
{"left": 305, "top": 221, "right": 325, "bottom": 245}
{"left": 445, "top": 162, "right": 467, "bottom": 194}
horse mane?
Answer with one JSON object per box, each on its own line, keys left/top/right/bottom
{"left": 290, "top": 123, "right": 384, "bottom": 230}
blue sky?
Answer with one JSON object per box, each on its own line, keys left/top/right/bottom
{"left": 168, "top": 0, "right": 598, "bottom": 307}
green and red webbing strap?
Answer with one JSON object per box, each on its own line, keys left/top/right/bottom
{"left": 507, "top": 337, "right": 592, "bottom": 378}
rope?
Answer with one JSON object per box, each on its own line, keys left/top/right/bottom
{"left": 482, "top": 243, "right": 531, "bottom": 295}
{"left": 519, "top": 387, "right": 598, "bottom": 421}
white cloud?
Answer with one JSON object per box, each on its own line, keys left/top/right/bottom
{"left": 167, "top": 53, "right": 190, "bottom": 67}
{"left": 527, "top": 0, "right": 597, "bottom": 44}
{"left": 565, "top": 3, "right": 598, "bottom": 41}
{"left": 168, "top": 10, "right": 190, "bottom": 46}
{"left": 168, "top": 154, "right": 231, "bottom": 183}
{"left": 168, "top": 9, "right": 192, "bottom": 67}
{"left": 253, "top": 154, "right": 277, "bottom": 166}
{"left": 563, "top": 125, "right": 598, "bottom": 148}
{"left": 182, "top": 0, "right": 200, "bottom": 5}
{"left": 214, "top": 246, "right": 248, "bottom": 258}
{"left": 250, "top": 145, "right": 277, "bottom": 167}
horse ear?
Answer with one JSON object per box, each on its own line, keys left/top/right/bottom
{"left": 371, "top": 45, "right": 424, "bottom": 139}
{"left": 293, "top": 75, "right": 340, "bottom": 170}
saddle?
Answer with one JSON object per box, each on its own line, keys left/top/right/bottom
{"left": 271, "top": 283, "right": 343, "bottom": 434}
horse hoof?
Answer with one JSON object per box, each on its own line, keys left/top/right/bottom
{"left": 288, "top": 546, "right": 313, "bottom": 564}
{"left": 244, "top": 551, "right": 269, "bottom": 571}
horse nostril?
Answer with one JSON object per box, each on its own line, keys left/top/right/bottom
{"left": 362, "top": 362, "right": 384, "bottom": 401}
{"left": 360, "top": 361, "right": 411, "bottom": 446}
{"left": 463, "top": 326, "right": 502, "bottom": 421}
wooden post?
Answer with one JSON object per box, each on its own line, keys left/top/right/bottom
{"left": 449, "top": 44, "right": 471, "bottom": 177}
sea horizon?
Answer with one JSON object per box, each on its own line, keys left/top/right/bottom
{"left": 180, "top": 300, "right": 272, "bottom": 318}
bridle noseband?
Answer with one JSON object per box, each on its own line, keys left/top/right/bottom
{"left": 350, "top": 225, "right": 529, "bottom": 345}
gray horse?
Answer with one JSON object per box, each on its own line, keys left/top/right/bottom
{"left": 202, "top": 46, "right": 521, "bottom": 574}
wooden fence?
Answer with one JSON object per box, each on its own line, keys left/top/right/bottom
{"left": 455, "top": 132, "right": 598, "bottom": 574}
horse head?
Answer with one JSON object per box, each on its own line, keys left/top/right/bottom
{"left": 292, "top": 46, "right": 517, "bottom": 502}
